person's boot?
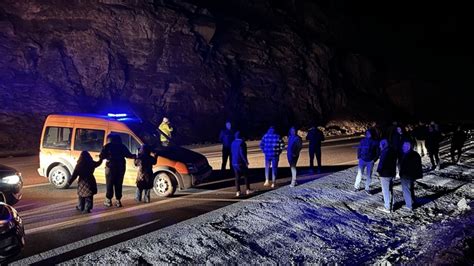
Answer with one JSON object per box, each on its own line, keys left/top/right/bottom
{"left": 144, "top": 190, "right": 151, "bottom": 203}
{"left": 83, "top": 201, "right": 92, "bottom": 214}
{"left": 115, "top": 199, "right": 122, "bottom": 207}
{"left": 104, "top": 198, "right": 112, "bottom": 207}
{"left": 135, "top": 189, "right": 142, "bottom": 202}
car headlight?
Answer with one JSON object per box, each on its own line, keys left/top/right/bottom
{"left": 0, "top": 220, "right": 15, "bottom": 234}
{"left": 1, "top": 174, "right": 21, "bottom": 185}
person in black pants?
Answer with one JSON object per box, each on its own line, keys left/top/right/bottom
{"left": 219, "top": 121, "right": 234, "bottom": 175}
{"left": 307, "top": 125, "right": 325, "bottom": 173}
{"left": 399, "top": 140, "right": 423, "bottom": 211}
{"left": 99, "top": 134, "right": 136, "bottom": 207}
{"left": 231, "top": 131, "right": 253, "bottom": 197}
{"left": 451, "top": 125, "right": 467, "bottom": 164}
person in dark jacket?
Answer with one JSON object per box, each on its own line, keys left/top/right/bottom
{"left": 287, "top": 127, "right": 303, "bottom": 187}
{"left": 386, "top": 121, "right": 398, "bottom": 144}
{"left": 425, "top": 124, "right": 442, "bottom": 170}
{"left": 231, "top": 132, "right": 253, "bottom": 197}
{"left": 413, "top": 122, "right": 428, "bottom": 157}
{"left": 260, "top": 127, "right": 285, "bottom": 188}
{"left": 219, "top": 121, "right": 234, "bottom": 174}
{"left": 376, "top": 139, "right": 397, "bottom": 213}
{"left": 390, "top": 126, "right": 405, "bottom": 159}
{"left": 135, "top": 144, "right": 158, "bottom": 203}
{"left": 399, "top": 140, "right": 422, "bottom": 211}
{"left": 451, "top": 125, "right": 467, "bottom": 164}
{"left": 306, "top": 125, "right": 325, "bottom": 173}
{"left": 99, "top": 134, "right": 136, "bottom": 207}
{"left": 68, "top": 151, "right": 102, "bottom": 213}
{"left": 354, "top": 129, "right": 379, "bottom": 193}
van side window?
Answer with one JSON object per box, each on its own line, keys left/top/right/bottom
{"left": 43, "top": 127, "right": 72, "bottom": 150}
{"left": 130, "top": 137, "right": 141, "bottom": 154}
{"left": 74, "top": 129, "right": 105, "bottom": 152}
{"left": 112, "top": 132, "right": 141, "bottom": 154}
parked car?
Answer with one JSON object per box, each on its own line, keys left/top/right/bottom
{"left": 0, "top": 165, "right": 23, "bottom": 205}
{"left": 0, "top": 202, "right": 25, "bottom": 261}
{"left": 38, "top": 113, "right": 212, "bottom": 197}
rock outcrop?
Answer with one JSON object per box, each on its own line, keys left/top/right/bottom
{"left": 0, "top": 0, "right": 406, "bottom": 151}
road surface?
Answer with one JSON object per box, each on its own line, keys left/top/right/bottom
{"left": 0, "top": 137, "right": 360, "bottom": 264}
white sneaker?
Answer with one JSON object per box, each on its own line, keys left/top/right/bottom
{"left": 290, "top": 182, "right": 297, "bottom": 187}
{"left": 263, "top": 180, "right": 270, "bottom": 186}
{"left": 246, "top": 189, "right": 254, "bottom": 195}
{"left": 236, "top": 191, "right": 241, "bottom": 197}
{"left": 271, "top": 183, "right": 275, "bottom": 188}
{"left": 377, "top": 206, "right": 391, "bottom": 214}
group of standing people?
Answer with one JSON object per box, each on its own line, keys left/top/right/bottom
{"left": 68, "top": 116, "right": 468, "bottom": 214}
{"left": 355, "top": 121, "right": 468, "bottom": 213}
{"left": 68, "top": 133, "right": 160, "bottom": 214}
{"left": 219, "top": 122, "right": 325, "bottom": 197}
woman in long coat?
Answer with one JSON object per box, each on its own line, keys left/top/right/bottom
{"left": 68, "top": 151, "right": 102, "bottom": 213}
{"left": 135, "top": 144, "right": 158, "bottom": 203}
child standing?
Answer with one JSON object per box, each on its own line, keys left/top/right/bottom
{"left": 68, "top": 151, "right": 102, "bottom": 213}
{"left": 135, "top": 144, "right": 158, "bottom": 203}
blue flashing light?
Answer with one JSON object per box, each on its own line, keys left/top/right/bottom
{"left": 117, "top": 117, "right": 135, "bottom": 122}
{"left": 107, "top": 113, "right": 128, "bottom": 118}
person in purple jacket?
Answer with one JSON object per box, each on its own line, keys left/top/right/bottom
{"left": 287, "top": 127, "right": 303, "bottom": 187}
{"left": 231, "top": 132, "right": 253, "bottom": 197}
{"left": 354, "top": 129, "right": 379, "bottom": 194}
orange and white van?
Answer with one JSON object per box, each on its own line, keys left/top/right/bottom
{"left": 37, "top": 113, "right": 212, "bottom": 197}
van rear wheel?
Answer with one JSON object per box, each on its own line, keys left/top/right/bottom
{"left": 49, "top": 165, "right": 71, "bottom": 189}
{"left": 153, "top": 172, "right": 177, "bottom": 197}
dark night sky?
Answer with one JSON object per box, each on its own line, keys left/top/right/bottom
{"left": 197, "top": 0, "right": 473, "bottom": 121}
{"left": 339, "top": 1, "right": 473, "bottom": 120}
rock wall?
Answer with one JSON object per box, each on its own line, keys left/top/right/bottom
{"left": 0, "top": 0, "right": 405, "bottom": 151}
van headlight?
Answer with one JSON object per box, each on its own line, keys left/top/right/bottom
{"left": 1, "top": 174, "right": 21, "bottom": 185}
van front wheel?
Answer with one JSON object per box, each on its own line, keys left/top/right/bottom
{"left": 49, "top": 166, "right": 71, "bottom": 189}
{"left": 153, "top": 172, "right": 177, "bottom": 197}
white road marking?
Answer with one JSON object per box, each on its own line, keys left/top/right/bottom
{"left": 12, "top": 220, "right": 160, "bottom": 266}
{"left": 333, "top": 159, "right": 359, "bottom": 166}
{"left": 185, "top": 197, "right": 280, "bottom": 203}
{"left": 23, "top": 183, "right": 51, "bottom": 188}
{"left": 25, "top": 187, "right": 229, "bottom": 235}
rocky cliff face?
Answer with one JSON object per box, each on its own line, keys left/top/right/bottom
{"left": 0, "top": 0, "right": 405, "bottom": 151}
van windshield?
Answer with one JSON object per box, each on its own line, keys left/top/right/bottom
{"left": 124, "top": 120, "right": 163, "bottom": 149}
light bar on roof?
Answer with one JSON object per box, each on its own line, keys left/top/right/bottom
{"left": 107, "top": 113, "right": 128, "bottom": 118}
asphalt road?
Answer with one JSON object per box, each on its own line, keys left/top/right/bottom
{"left": 1, "top": 137, "right": 361, "bottom": 264}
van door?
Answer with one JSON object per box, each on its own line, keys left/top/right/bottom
{"left": 111, "top": 131, "right": 141, "bottom": 186}
{"left": 41, "top": 126, "right": 74, "bottom": 187}
{"left": 72, "top": 127, "right": 106, "bottom": 183}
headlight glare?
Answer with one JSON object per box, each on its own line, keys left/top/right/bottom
{"left": 1, "top": 174, "right": 21, "bottom": 185}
